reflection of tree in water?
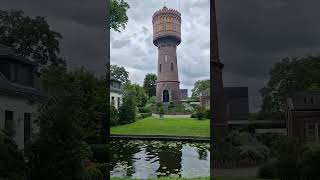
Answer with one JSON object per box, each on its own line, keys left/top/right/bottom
{"left": 144, "top": 141, "right": 183, "bottom": 177}
{"left": 187, "top": 143, "right": 209, "bottom": 160}
{"left": 109, "top": 140, "right": 141, "bottom": 177}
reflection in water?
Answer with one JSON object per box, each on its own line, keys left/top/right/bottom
{"left": 110, "top": 140, "right": 210, "bottom": 179}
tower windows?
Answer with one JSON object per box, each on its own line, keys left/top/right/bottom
{"left": 160, "top": 64, "right": 162, "bottom": 72}
{"left": 171, "top": 63, "right": 173, "bottom": 71}
{"left": 165, "top": 54, "right": 168, "bottom": 62}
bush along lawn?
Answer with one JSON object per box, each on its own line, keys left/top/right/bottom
{"left": 110, "top": 177, "right": 272, "bottom": 180}
{"left": 110, "top": 117, "right": 209, "bottom": 137}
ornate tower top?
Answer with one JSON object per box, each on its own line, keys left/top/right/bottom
{"left": 152, "top": 7, "right": 181, "bottom": 46}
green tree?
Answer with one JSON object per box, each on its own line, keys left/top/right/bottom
{"left": 143, "top": 73, "right": 157, "bottom": 97}
{"left": 191, "top": 79, "right": 210, "bottom": 97}
{"left": 28, "top": 96, "right": 85, "bottom": 180}
{"left": 130, "top": 83, "right": 148, "bottom": 107}
{"left": 118, "top": 85, "right": 136, "bottom": 124}
{"left": 110, "top": 64, "right": 129, "bottom": 85}
{"left": 0, "top": 10, "right": 64, "bottom": 66}
{"left": 41, "top": 65, "right": 107, "bottom": 141}
{"left": 110, "top": 0, "right": 130, "bottom": 32}
{"left": 260, "top": 56, "right": 320, "bottom": 114}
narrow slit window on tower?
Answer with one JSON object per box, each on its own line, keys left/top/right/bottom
{"left": 171, "top": 63, "right": 173, "bottom": 71}
{"left": 160, "top": 64, "right": 162, "bottom": 72}
{"left": 165, "top": 54, "right": 168, "bottom": 62}
{"left": 163, "top": 18, "right": 166, "bottom": 31}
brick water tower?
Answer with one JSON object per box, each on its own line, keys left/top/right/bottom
{"left": 152, "top": 6, "right": 181, "bottom": 103}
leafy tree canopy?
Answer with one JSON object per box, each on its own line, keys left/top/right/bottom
{"left": 110, "top": 64, "right": 129, "bottom": 85}
{"left": 0, "top": 10, "right": 64, "bottom": 66}
{"left": 191, "top": 79, "right": 210, "bottom": 97}
{"left": 143, "top": 73, "right": 157, "bottom": 97}
{"left": 260, "top": 56, "right": 320, "bottom": 114}
{"left": 110, "top": 0, "right": 130, "bottom": 32}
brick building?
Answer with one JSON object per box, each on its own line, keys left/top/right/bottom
{"left": 286, "top": 91, "right": 320, "bottom": 141}
{"left": 152, "top": 6, "right": 182, "bottom": 103}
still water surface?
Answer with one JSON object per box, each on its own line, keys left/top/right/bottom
{"left": 110, "top": 140, "right": 210, "bottom": 179}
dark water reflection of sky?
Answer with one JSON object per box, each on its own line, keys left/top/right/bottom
{"left": 110, "top": 140, "right": 210, "bottom": 179}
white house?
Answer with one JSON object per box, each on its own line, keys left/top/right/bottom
{"left": 0, "top": 44, "right": 46, "bottom": 150}
{"left": 110, "top": 77, "right": 122, "bottom": 109}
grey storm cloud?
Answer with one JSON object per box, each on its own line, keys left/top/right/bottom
{"left": 0, "top": 0, "right": 107, "bottom": 77}
{"left": 216, "top": 0, "right": 320, "bottom": 112}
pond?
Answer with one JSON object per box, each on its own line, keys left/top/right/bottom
{"left": 110, "top": 139, "right": 210, "bottom": 179}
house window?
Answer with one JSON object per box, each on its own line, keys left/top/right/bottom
{"left": 160, "top": 64, "right": 162, "bottom": 73}
{"left": 117, "top": 97, "right": 121, "bottom": 108}
{"left": 171, "top": 63, "right": 173, "bottom": 71}
{"left": 111, "top": 97, "right": 115, "bottom": 106}
{"left": 306, "top": 123, "right": 319, "bottom": 141}
{"left": 24, "top": 113, "right": 31, "bottom": 147}
{"left": 165, "top": 54, "right": 168, "bottom": 63}
{"left": 5, "top": 110, "right": 14, "bottom": 137}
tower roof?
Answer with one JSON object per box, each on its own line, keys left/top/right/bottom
{"left": 152, "top": 6, "right": 181, "bottom": 19}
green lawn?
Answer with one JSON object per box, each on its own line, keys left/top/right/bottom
{"left": 110, "top": 117, "right": 209, "bottom": 137}
{"left": 111, "top": 177, "right": 270, "bottom": 180}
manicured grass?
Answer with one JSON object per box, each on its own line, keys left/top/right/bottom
{"left": 110, "top": 117, "right": 209, "bottom": 137}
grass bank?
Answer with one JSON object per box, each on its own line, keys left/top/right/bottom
{"left": 110, "top": 117, "right": 209, "bottom": 137}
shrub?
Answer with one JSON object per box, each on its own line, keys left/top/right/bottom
{"left": 190, "top": 113, "right": 196, "bottom": 118}
{"left": 110, "top": 105, "right": 119, "bottom": 126}
{"left": 271, "top": 137, "right": 303, "bottom": 180}
{"left": 81, "top": 165, "right": 103, "bottom": 180}
{"left": 205, "top": 108, "right": 210, "bottom": 119}
{"left": 140, "top": 113, "right": 152, "bottom": 119}
{"left": 138, "top": 106, "right": 151, "bottom": 113}
{"left": 90, "top": 144, "right": 109, "bottom": 163}
{"left": 257, "top": 159, "right": 278, "bottom": 179}
{"left": 95, "top": 163, "right": 109, "bottom": 179}
{"left": 195, "top": 105, "right": 206, "bottom": 120}
{"left": 0, "top": 132, "right": 26, "bottom": 180}
{"left": 159, "top": 106, "right": 164, "bottom": 115}
{"left": 299, "top": 142, "right": 320, "bottom": 180}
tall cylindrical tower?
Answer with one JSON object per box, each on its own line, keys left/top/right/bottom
{"left": 152, "top": 6, "right": 181, "bottom": 103}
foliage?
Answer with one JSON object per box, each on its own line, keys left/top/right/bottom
{"left": 81, "top": 165, "right": 103, "bottom": 180}
{"left": 28, "top": 96, "right": 86, "bottom": 180}
{"left": 140, "top": 113, "right": 152, "bottom": 119}
{"left": 131, "top": 84, "right": 148, "bottom": 107}
{"left": 110, "top": 0, "right": 130, "bottom": 32}
{"left": 191, "top": 79, "right": 210, "bottom": 97}
{"left": 214, "top": 131, "right": 270, "bottom": 162}
{"left": 143, "top": 73, "right": 157, "bottom": 97}
{"left": 0, "top": 132, "right": 26, "bottom": 180}
{"left": 205, "top": 108, "right": 210, "bottom": 119}
{"left": 90, "top": 144, "right": 109, "bottom": 163}
{"left": 0, "top": 10, "right": 64, "bottom": 66}
{"left": 138, "top": 106, "right": 151, "bottom": 113}
{"left": 118, "top": 84, "right": 137, "bottom": 124}
{"left": 257, "top": 159, "right": 278, "bottom": 179}
{"left": 110, "top": 105, "right": 119, "bottom": 126}
{"left": 298, "top": 142, "right": 320, "bottom": 180}
{"left": 41, "top": 65, "right": 108, "bottom": 141}
{"left": 260, "top": 56, "right": 320, "bottom": 114}
{"left": 158, "top": 106, "right": 165, "bottom": 115}
{"left": 256, "top": 132, "right": 286, "bottom": 148}
{"left": 270, "top": 137, "right": 303, "bottom": 180}
{"left": 111, "top": 64, "right": 129, "bottom": 84}
{"left": 195, "top": 105, "right": 207, "bottom": 120}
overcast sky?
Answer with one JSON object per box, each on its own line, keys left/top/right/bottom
{"left": 1, "top": 0, "right": 320, "bottom": 112}
{"left": 0, "top": 0, "right": 107, "bottom": 77}
{"left": 110, "top": 0, "right": 210, "bottom": 100}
